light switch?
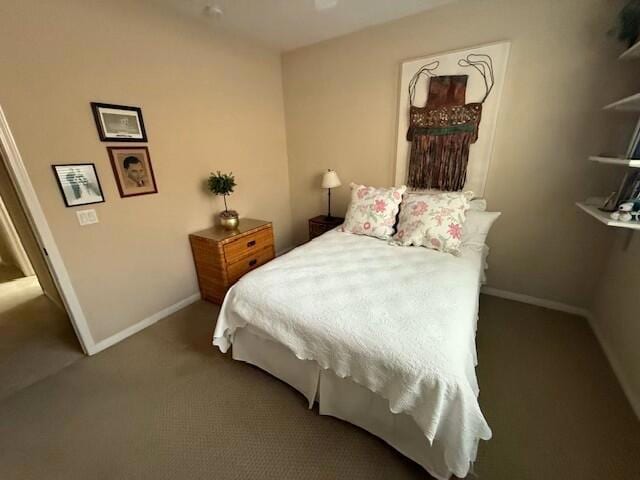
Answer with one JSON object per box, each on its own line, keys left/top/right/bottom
{"left": 76, "top": 209, "right": 99, "bottom": 226}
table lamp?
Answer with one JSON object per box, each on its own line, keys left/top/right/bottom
{"left": 321, "top": 169, "right": 341, "bottom": 219}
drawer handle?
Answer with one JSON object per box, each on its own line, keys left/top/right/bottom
{"left": 247, "top": 240, "right": 256, "bottom": 247}
{"left": 249, "top": 259, "right": 257, "bottom": 267}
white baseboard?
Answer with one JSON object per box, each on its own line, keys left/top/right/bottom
{"left": 588, "top": 315, "right": 640, "bottom": 420}
{"left": 86, "top": 247, "right": 294, "bottom": 356}
{"left": 87, "top": 293, "right": 201, "bottom": 355}
{"left": 482, "top": 286, "right": 639, "bottom": 420}
{"left": 481, "top": 286, "right": 590, "bottom": 318}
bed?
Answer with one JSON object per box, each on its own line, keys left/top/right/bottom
{"left": 213, "top": 227, "right": 492, "bottom": 479}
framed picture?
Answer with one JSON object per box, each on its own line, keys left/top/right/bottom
{"left": 91, "top": 102, "right": 147, "bottom": 142}
{"left": 107, "top": 146, "right": 158, "bottom": 198}
{"left": 52, "top": 164, "right": 105, "bottom": 208}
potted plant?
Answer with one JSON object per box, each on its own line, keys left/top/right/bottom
{"left": 208, "top": 171, "right": 239, "bottom": 229}
{"left": 611, "top": 0, "right": 640, "bottom": 47}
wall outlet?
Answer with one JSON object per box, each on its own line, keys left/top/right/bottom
{"left": 76, "top": 209, "right": 99, "bottom": 226}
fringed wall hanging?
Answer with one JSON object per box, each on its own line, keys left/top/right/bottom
{"left": 394, "top": 42, "right": 510, "bottom": 197}
{"left": 406, "top": 55, "right": 495, "bottom": 191}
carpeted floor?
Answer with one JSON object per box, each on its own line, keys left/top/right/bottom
{"left": 0, "top": 295, "right": 638, "bottom": 479}
{"left": 0, "top": 275, "right": 82, "bottom": 400}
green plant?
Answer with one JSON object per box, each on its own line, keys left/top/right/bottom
{"left": 207, "top": 171, "right": 236, "bottom": 213}
{"left": 611, "top": 0, "right": 640, "bottom": 47}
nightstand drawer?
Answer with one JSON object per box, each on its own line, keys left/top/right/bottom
{"left": 190, "top": 219, "right": 274, "bottom": 305}
{"left": 227, "top": 246, "right": 275, "bottom": 283}
{"left": 309, "top": 223, "right": 330, "bottom": 239}
{"left": 308, "top": 215, "right": 344, "bottom": 240}
{"left": 223, "top": 226, "right": 274, "bottom": 263}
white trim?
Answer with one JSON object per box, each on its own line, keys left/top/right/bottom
{"left": 481, "top": 286, "right": 591, "bottom": 318}
{"left": 0, "top": 105, "right": 95, "bottom": 354}
{"left": 88, "top": 293, "right": 201, "bottom": 355}
{"left": 588, "top": 315, "right": 640, "bottom": 420}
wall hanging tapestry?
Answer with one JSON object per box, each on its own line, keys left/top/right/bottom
{"left": 406, "top": 56, "right": 493, "bottom": 191}
{"left": 394, "top": 42, "right": 511, "bottom": 196}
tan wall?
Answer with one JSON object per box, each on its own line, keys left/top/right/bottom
{"left": 282, "top": 0, "right": 638, "bottom": 308}
{"left": 0, "top": 0, "right": 293, "bottom": 343}
{"left": 592, "top": 234, "right": 640, "bottom": 416}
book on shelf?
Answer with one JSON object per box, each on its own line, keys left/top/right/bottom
{"left": 600, "top": 170, "right": 640, "bottom": 212}
{"left": 627, "top": 118, "right": 640, "bottom": 159}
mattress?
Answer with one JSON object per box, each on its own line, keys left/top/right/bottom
{"left": 213, "top": 229, "right": 492, "bottom": 478}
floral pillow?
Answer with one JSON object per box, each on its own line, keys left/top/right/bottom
{"left": 341, "top": 183, "right": 407, "bottom": 240}
{"left": 391, "top": 192, "right": 471, "bottom": 255}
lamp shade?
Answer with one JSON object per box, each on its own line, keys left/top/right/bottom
{"left": 321, "top": 170, "right": 341, "bottom": 189}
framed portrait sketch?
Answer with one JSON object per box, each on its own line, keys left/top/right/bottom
{"left": 52, "top": 164, "right": 105, "bottom": 207}
{"left": 107, "top": 146, "right": 158, "bottom": 198}
{"left": 91, "top": 102, "right": 148, "bottom": 142}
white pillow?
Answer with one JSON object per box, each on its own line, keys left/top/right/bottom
{"left": 461, "top": 210, "right": 501, "bottom": 250}
{"left": 469, "top": 198, "right": 487, "bottom": 211}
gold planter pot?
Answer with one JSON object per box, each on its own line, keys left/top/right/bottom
{"left": 219, "top": 212, "right": 239, "bottom": 230}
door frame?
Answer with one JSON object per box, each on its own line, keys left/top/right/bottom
{"left": 0, "top": 105, "right": 95, "bottom": 354}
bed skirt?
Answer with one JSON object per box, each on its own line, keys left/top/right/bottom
{"left": 232, "top": 326, "right": 461, "bottom": 480}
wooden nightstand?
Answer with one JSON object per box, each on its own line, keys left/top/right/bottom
{"left": 189, "top": 219, "right": 275, "bottom": 304}
{"left": 308, "top": 215, "right": 344, "bottom": 240}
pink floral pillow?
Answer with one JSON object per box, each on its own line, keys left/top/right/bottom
{"left": 391, "top": 192, "right": 471, "bottom": 255}
{"left": 341, "top": 183, "right": 407, "bottom": 240}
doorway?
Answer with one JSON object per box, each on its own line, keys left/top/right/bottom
{"left": 0, "top": 192, "right": 34, "bottom": 282}
{"left": 0, "top": 124, "right": 84, "bottom": 400}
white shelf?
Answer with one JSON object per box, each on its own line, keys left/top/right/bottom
{"left": 576, "top": 202, "right": 640, "bottom": 230}
{"left": 589, "top": 155, "right": 640, "bottom": 167}
{"left": 620, "top": 41, "right": 640, "bottom": 60}
{"left": 604, "top": 92, "right": 640, "bottom": 112}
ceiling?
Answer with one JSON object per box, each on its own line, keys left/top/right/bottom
{"left": 156, "top": 0, "right": 455, "bottom": 51}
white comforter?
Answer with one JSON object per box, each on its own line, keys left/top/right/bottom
{"left": 213, "top": 230, "right": 492, "bottom": 477}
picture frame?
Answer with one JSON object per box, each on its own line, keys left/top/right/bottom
{"left": 107, "top": 146, "right": 158, "bottom": 198}
{"left": 91, "top": 102, "right": 148, "bottom": 142}
{"left": 52, "top": 163, "right": 105, "bottom": 208}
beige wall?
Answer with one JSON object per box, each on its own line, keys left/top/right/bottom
{"left": 282, "top": 0, "right": 638, "bottom": 309}
{"left": 0, "top": 0, "right": 293, "bottom": 343}
{"left": 592, "top": 234, "right": 640, "bottom": 416}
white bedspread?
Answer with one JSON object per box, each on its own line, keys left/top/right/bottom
{"left": 213, "top": 230, "right": 492, "bottom": 478}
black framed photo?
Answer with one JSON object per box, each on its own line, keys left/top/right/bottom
{"left": 107, "top": 146, "right": 158, "bottom": 198}
{"left": 91, "top": 102, "right": 147, "bottom": 142}
{"left": 52, "top": 164, "right": 105, "bottom": 207}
